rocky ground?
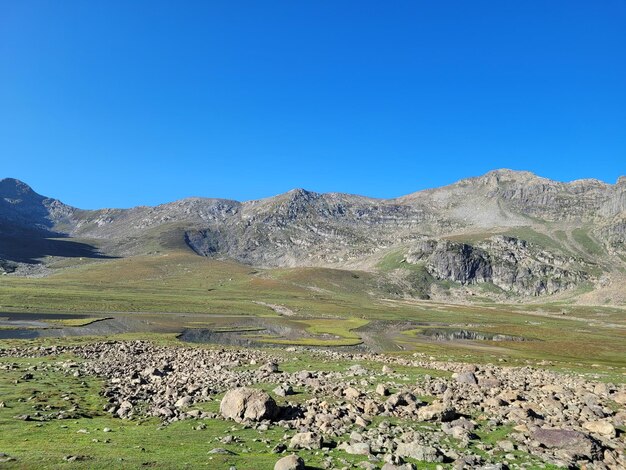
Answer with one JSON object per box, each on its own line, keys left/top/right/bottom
{"left": 1, "top": 341, "right": 625, "bottom": 469}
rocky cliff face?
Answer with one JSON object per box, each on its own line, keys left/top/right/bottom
{"left": 406, "top": 236, "right": 590, "bottom": 296}
{"left": 1, "top": 170, "right": 624, "bottom": 299}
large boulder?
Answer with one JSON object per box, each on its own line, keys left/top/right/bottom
{"left": 274, "top": 454, "right": 305, "bottom": 470}
{"left": 220, "top": 387, "right": 279, "bottom": 422}
{"left": 455, "top": 371, "right": 478, "bottom": 385}
{"left": 532, "top": 428, "right": 602, "bottom": 460}
{"left": 582, "top": 420, "right": 616, "bottom": 437}
{"left": 289, "top": 432, "right": 323, "bottom": 450}
{"left": 417, "top": 402, "right": 457, "bottom": 422}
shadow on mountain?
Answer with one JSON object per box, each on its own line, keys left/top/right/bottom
{"left": 0, "top": 229, "right": 114, "bottom": 265}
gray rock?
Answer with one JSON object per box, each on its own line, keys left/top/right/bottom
{"left": 220, "top": 387, "right": 279, "bottom": 422}
{"left": 532, "top": 427, "right": 601, "bottom": 460}
{"left": 274, "top": 454, "right": 305, "bottom": 470}
{"left": 289, "top": 432, "right": 322, "bottom": 450}
{"left": 455, "top": 371, "right": 478, "bottom": 385}
{"left": 395, "top": 442, "right": 442, "bottom": 462}
{"left": 417, "top": 402, "right": 457, "bottom": 422}
{"left": 376, "top": 384, "right": 389, "bottom": 396}
{"left": 344, "top": 442, "right": 370, "bottom": 455}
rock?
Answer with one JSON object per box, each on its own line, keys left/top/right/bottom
{"left": 376, "top": 384, "right": 389, "bottom": 396}
{"left": 381, "top": 464, "right": 415, "bottom": 470}
{"left": 583, "top": 420, "right": 616, "bottom": 437}
{"left": 382, "top": 365, "right": 394, "bottom": 374}
{"left": 296, "top": 371, "right": 312, "bottom": 380}
{"left": 272, "top": 443, "right": 287, "bottom": 454}
{"left": 354, "top": 416, "right": 370, "bottom": 428}
{"left": 497, "top": 440, "right": 515, "bottom": 452}
{"left": 611, "top": 391, "right": 626, "bottom": 405}
{"left": 483, "top": 397, "right": 506, "bottom": 408}
{"left": 478, "top": 378, "right": 502, "bottom": 389}
{"left": 349, "top": 364, "right": 368, "bottom": 376}
{"left": 260, "top": 362, "right": 279, "bottom": 373}
{"left": 358, "top": 462, "right": 378, "bottom": 470}
{"left": 417, "top": 402, "right": 457, "bottom": 422}
{"left": 613, "top": 410, "right": 626, "bottom": 426}
{"left": 498, "top": 390, "right": 520, "bottom": 402}
{"left": 344, "top": 442, "right": 370, "bottom": 455}
{"left": 455, "top": 371, "right": 478, "bottom": 385}
{"left": 274, "top": 454, "right": 305, "bottom": 470}
{"left": 273, "top": 384, "right": 293, "bottom": 397}
{"left": 208, "top": 448, "right": 234, "bottom": 455}
{"left": 0, "top": 453, "right": 16, "bottom": 463}
{"left": 344, "top": 387, "right": 361, "bottom": 399}
{"left": 289, "top": 432, "right": 322, "bottom": 450}
{"left": 532, "top": 427, "right": 601, "bottom": 460}
{"left": 395, "top": 442, "right": 442, "bottom": 462}
{"left": 174, "top": 396, "right": 192, "bottom": 408}
{"left": 220, "top": 387, "right": 279, "bottom": 422}
{"left": 386, "top": 392, "right": 416, "bottom": 408}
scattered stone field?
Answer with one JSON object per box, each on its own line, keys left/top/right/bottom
{"left": 1, "top": 341, "right": 625, "bottom": 469}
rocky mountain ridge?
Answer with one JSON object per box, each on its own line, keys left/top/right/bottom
{"left": 1, "top": 170, "right": 624, "bottom": 300}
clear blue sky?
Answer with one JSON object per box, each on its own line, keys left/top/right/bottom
{"left": 1, "top": 1, "right": 625, "bottom": 209}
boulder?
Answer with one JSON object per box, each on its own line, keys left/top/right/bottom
{"left": 395, "top": 442, "right": 442, "bottom": 462}
{"left": 376, "top": 384, "right": 389, "bottom": 396}
{"left": 220, "top": 387, "right": 279, "bottom": 422}
{"left": 260, "top": 362, "right": 279, "bottom": 373}
{"left": 174, "top": 396, "right": 192, "bottom": 408}
{"left": 455, "top": 371, "right": 478, "bottom": 385}
{"left": 344, "top": 387, "right": 362, "bottom": 399}
{"left": 583, "top": 420, "right": 616, "bottom": 437}
{"left": 611, "top": 391, "right": 626, "bottom": 405}
{"left": 417, "top": 402, "right": 457, "bottom": 422}
{"left": 386, "top": 392, "right": 416, "bottom": 408}
{"left": 274, "top": 454, "right": 305, "bottom": 470}
{"left": 532, "top": 427, "right": 602, "bottom": 460}
{"left": 273, "top": 384, "right": 293, "bottom": 397}
{"left": 381, "top": 464, "right": 416, "bottom": 470}
{"left": 344, "top": 442, "right": 370, "bottom": 455}
{"left": 289, "top": 432, "right": 322, "bottom": 450}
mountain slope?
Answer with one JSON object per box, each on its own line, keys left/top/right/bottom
{"left": 1, "top": 170, "right": 624, "bottom": 302}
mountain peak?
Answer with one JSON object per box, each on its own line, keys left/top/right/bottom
{"left": 286, "top": 188, "right": 315, "bottom": 196}
{"left": 0, "top": 178, "right": 37, "bottom": 199}
{"left": 477, "top": 169, "right": 544, "bottom": 184}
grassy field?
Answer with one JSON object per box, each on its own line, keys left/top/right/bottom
{"left": 1, "top": 250, "right": 625, "bottom": 372}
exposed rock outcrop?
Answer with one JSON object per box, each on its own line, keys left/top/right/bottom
{"left": 406, "top": 236, "right": 590, "bottom": 295}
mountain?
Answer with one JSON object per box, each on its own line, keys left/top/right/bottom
{"left": 1, "top": 170, "right": 625, "bottom": 302}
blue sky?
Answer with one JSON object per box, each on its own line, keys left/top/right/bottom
{"left": 1, "top": 1, "right": 625, "bottom": 208}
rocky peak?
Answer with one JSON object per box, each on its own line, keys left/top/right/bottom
{"left": 0, "top": 178, "right": 40, "bottom": 202}
{"left": 283, "top": 188, "right": 319, "bottom": 203}
{"left": 460, "top": 169, "right": 547, "bottom": 188}
{"left": 0, "top": 178, "right": 74, "bottom": 232}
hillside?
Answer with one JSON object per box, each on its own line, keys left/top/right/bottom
{"left": 1, "top": 170, "right": 625, "bottom": 303}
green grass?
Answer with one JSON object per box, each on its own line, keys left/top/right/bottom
{"left": 504, "top": 226, "right": 566, "bottom": 253}
{"left": 572, "top": 227, "right": 605, "bottom": 257}
{"left": 259, "top": 317, "right": 368, "bottom": 346}
{"left": 1, "top": 249, "right": 626, "bottom": 372}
